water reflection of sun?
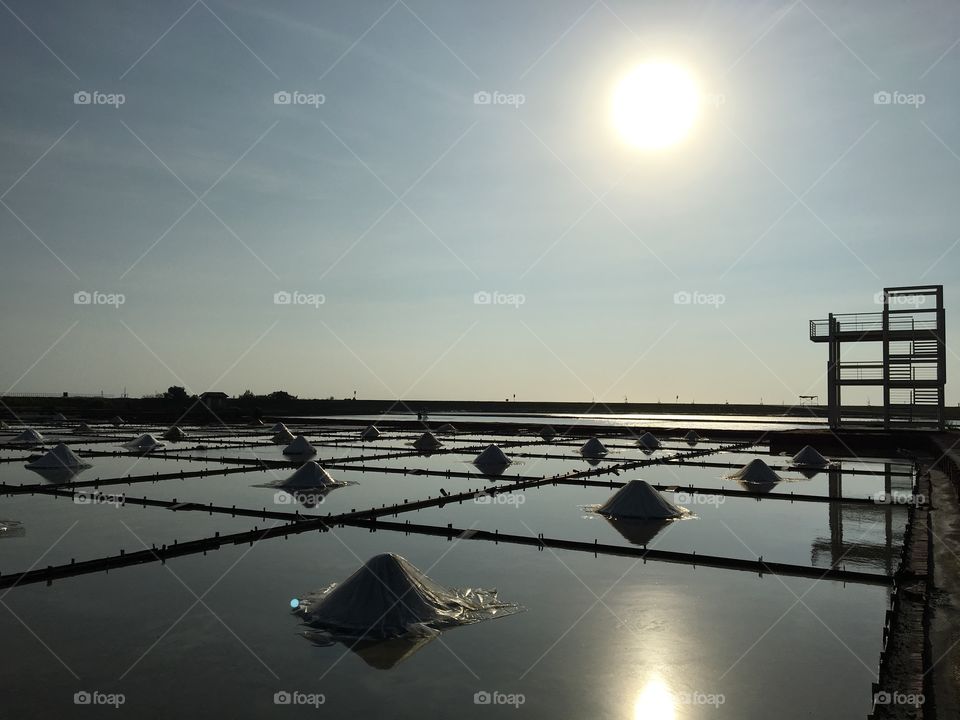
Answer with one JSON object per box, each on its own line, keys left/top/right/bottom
{"left": 633, "top": 676, "right": 676, "bottom": 720}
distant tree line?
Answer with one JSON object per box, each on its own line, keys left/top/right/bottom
{"left": 239, "top": 390, "right": 298, "bottom": 402}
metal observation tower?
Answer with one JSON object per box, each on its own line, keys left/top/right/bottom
{"left": 809, "top": 285, "right": 946, "bottom": 430}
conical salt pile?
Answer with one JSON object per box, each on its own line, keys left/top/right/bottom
{"left": 163, "top": 426, "right": 187, "bottom": 442}
{"left": 413, "top": 432, "right": 442, "bottom": 452}
{"left": 52, "top": 413, "right": 68, "bottom": 423}
{"left": 360, "top": 425, "right": 381, "bottom": 441}
{"left": 436, "top": 423, "right": 457, "bottom": 434}
{"left": 75, "top": 423, "right": 94, "bottom": 434}
{"left": 474, "top": 444, "right": 511, "bottom": 470}
{"left": 597, "top": 480, "right": 684, "bottom": 520}
{"left": 271, "top": 422, "right": 288, "bottom": 433}
{"left": 281, "top": 462, "right": 337, "bottom": 489}
{"left": 637, "top": 432, "right": 660, "bottom": 450}
{"left": 272, "top": 428, "right": 295, "bottom": 444}
{"left": 111, "top": 416, "right": 125, "bottom": 426}
{"left": 539, "top": 425, "right": 557, "bottom": 442}
{"left": 0, "top": 421, "right": 10, "bottom": 430}
{"left": 248, "top": 418, "right": 265, "bottom": 427}
{"left": 790, "top": 445, "right": 830, "bottom": 468}
{"left": 124, "top": 433, "right": 163, "bottom": 451}
{"left": 684, "top": 430, "right": 701, "bottom": 444}
{"left": 293, "top": 553, "right": 521, "bottom": 638}
{"left": 25, "top": 443, "right": 91, "bottom": 470}
{"left": 580, "top": 437, "right": 608, "bottom": 457}
{"left": 13, "top": 428, "right": 44, "bottom": 444}
{"left": 728, "top": 459, "right": 781, "bottom": 491}
{"left": 283, "top": 435, "right": 317, "bottom": 457}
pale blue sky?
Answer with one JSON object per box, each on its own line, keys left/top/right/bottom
{"left": 1, "top": 0, "right": 958, "bottom": 403}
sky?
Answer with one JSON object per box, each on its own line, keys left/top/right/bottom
{"left": 0, "top": 0, "right": 958, "bottom": 404}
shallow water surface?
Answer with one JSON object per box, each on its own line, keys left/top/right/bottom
{"left": 0, "top": 423, "right": 905, "bottom": 718}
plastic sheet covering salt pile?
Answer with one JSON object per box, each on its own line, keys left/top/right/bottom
{"left": 292, "top": 554, "right": 523, "bottom": 654}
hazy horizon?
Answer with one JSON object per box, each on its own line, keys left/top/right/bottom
{"left": 2, "top": 1, "right": 958, "bottom": 405}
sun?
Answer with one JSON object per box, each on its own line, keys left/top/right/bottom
{"left": 611, "top": 61, "right": 701, "bottom": 150}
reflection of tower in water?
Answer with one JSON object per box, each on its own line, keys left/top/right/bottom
{"left": 817, "top": 463, "right": 912, "bottom": 576}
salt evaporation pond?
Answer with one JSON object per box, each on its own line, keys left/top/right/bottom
{"left": 0, "top": 420, "right": 906, "bottom": 718}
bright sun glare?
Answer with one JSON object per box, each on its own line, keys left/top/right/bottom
{"left": 633, "top": 676, "right": 677, "bottom": 720}
{"left": 611, "top": 61, "right": 701, "bottom": 150}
